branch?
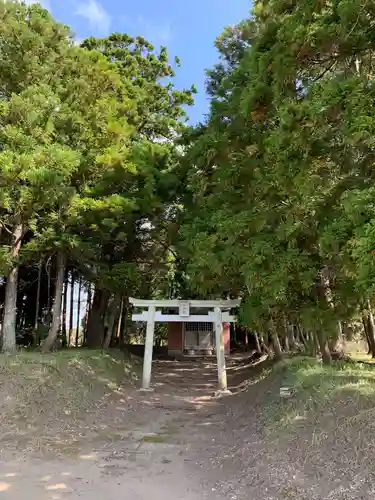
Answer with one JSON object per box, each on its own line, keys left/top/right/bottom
{"left": 150, "top": 237, "right": 179, "bottom": 261}
{"left": 314, "top": 60, "right": 337, "bottom": 81}
{"left": 0, "top": 220, "right": 13, "bottom": 235}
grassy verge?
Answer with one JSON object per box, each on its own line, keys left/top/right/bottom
{"left": 265, "top": 356, "right": 375, "bottom": 441}
{"left": 0, "top": 349, "right": 140, "bottom": 452}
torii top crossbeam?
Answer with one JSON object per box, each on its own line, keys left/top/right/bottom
{"left": 129, "top": 298, "right": 241, "bottom": 308}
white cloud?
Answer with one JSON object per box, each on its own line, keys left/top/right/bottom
{"left": 76, "top": 0, "right": 111, "bottom": 35}
{"left": 122, "top": 15, "right": 172, "bottom": 46}
{"left": 23, "top": 0, "right": 52, "bottom": 11}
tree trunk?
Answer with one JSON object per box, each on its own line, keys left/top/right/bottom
{"left": 47, "top": 258, "right": 51, "bottom": 319}
{"left": 103, "top": 295, "right": 121, "bottom": 348}
{"left": 68, "top": 273, "right": 74, "bottom": 346}
{"left": 2, "top": 221, "right": 23, "bottom": 352}
{"left": 299, "top": 327, "right": 308, "bottom": 347}
{"left": 114, "top": 297, "right": 124, "bottom": 345}
{"left": 84, "top": 283, "right": 92, "bottom": 345}
{"left": 86, "top": 288, "right": 109, "bottom": 348}
{"left": 258, "top": 332, "right": 269, "bottom": 354}
{"left": 33, "top": 258, "right": 42, "bottom": 345}
{"left": 316, "top": 330, "right": 331, "bottom": 364}
{"left": 366, "top": 315, "right": 375, "bottom": 357}
{"left": 61, "top": 270, "right": 68, "bottom": 347}
{"left": 362, "top": 314, "right": 372, "bottom": 355}
{"left": 287, "top": 323, "right": 297, "bottom": 351}
{"left": 111, "top": 307, "right": 122, "bottom": 347}
{"left": 296, "top": 325, "right": 302, "bottom": 343}
{"left": 254, "top": 331, "right": 262, "bottom": 354}
{"left": 284, "top": 334, "right": 290, "bottom": 352}
{"left": 75, "top": 276, "right": 82, "bottom": 347}
{"left": 271, "top": 331, "right": 283, "bottom": 361}
{"left": 329, "top": 321, "right": 345, "bottom": 358}
{"left": 364, "top": 300, "right": 375, "bottom": 358}
{"left": 310, "top": 331, "right": 318, "bottom": 357}
{"left": 119, "top": 297, "right": 129, "bottom": 347}
{"left": 233, "top": 324, "right": 237, "bottom": 344}
{"left": 42, "top": 253, "right": 65, "bottom": 352}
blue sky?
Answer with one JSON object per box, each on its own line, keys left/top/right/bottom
{"left": 28, "top": 0, "right": 252, "bottom": 123}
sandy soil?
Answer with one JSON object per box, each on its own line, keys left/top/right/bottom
{"left": 0, "top": 355, "right": 256, "bottom": 500}
{"left": 3, "top": 354, "right": 374, "bottom": 500}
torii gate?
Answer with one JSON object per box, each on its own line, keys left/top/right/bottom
{"left": 129, "top": 298, "right": 241, "bottom": 392}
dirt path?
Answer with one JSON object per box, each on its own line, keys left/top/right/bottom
{"left": 0, "top": 355, "right": 260, "bottom": 500}
{"left": 3, "top": 354, "right": 375, "bottom": 499}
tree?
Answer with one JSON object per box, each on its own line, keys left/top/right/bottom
{"left": 70, "top": 34, "right": 196, "bottom": 347}
{"left": 0, "top": 3, "right": 139, "bottom": 351}
{"left": 179, "top": 0, "right": 375, "bottom": 363}
{"left": 0, "top": 2, "right": 80, "bottom": 351}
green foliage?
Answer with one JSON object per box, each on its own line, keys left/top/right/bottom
{"left": 179, "top": 0, "right": 375, "bottom": 351}
{"left": 0, "top": 1, "right": 194, "bottom": 310}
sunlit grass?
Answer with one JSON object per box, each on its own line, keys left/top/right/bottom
{"left": 266, "top": 356, "right": 375, "bottom": 437}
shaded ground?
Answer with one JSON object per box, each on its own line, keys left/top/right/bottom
{"left": 194, "top": 356, "right": 375, "bottom": 500}
{"left": 0, "top": 352, "right": 261, "bottom": 500}
{"left": 2, "top": 351, "right": 375, "bottom": 499}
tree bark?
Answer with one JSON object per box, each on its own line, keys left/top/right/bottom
{"left": 34, "top": 259, "right": 42, "bottom": 331}
{"left": 103, "top": 295, "right": 121, "bottom": 348}
{"left": 366, "top": 315, "right": 375, "bottom": 357}
{"left": 42, "top": 253, "right": 65, "bottom": 352}
{"left": 68, "top": 273, "right": 74, "bottom": 346}
{"left": 258, "top": 332, "right": 269, "bottom": 354}
{"left": 47, "top": 258, "right": 51, "bottom": 319}
{"left": 115, "top": 296, "right": 124, "bottom": 345}
{"left": 329, "top": 321, "right": 346, "bottom": 358}
{"left": 316, "top": 330, "right": 331, "bottom": 364}
{"left": 2, "top": 221, "right": 23, "bottom": 352}
{"left": 86, "top": 288, "right": 109, "bottom": 348}
{"left": 299, "top": 327, "right": 308, "bottom": 347}
{"left": 287, "top": 323, "right": 297, "bottom": 351}
{"left": 119, "top": 297, "right": 129, "bottom": 347}
{"left": 364, "top": 300, "right": 375, "bottom": 358}
{"left": 61, "top": 270, "right": 68, "bottom": 347}
{"left": 254, "top": 331, "right": 262, "bottom": 354}
{"left": 33, "top": 259, "right": 43, "bottom": 345}
{"left": 362, "top": 314, "right": 372, "bottom": 355}
{"left": 271, "top": 331, "right": 283, "bottom": 361}
{"left": 75, "top": 276, "right": 82, "bottom": 347}
{"left": 84, "top": 283, "right": 92, "bottom": 345}
{"left": 283, "top": 334, "right": 290, "bottom": 352}
{"left": 310, "top": 331, "right": 318, "bottom": 357}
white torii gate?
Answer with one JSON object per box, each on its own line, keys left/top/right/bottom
{"left": 129, "top": 298, "right": 241, "bottom": 392}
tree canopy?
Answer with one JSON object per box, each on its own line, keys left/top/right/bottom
{"left": 1, "top": 0, "right": 375, "bottom": 362}
{"left": 179, "top": 0, "right": 375, "bottom": 362}
{"left": 0, "top": 1, "right": 194, "bottom": 351}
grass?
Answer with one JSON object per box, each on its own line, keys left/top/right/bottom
{"left": 250, "top": 352, "right": 375, "bottom": 498}
{"left": 0, "top": 348, "right": 139, "bottom": 387}
{"left": 0, "top": 348, "right": 140, "bottom": 453}
{"left": 265, "top": 355, "right": 375, "bottom": 440}
{"left": 141, "top": 434, "right": 167, "bottom": 443}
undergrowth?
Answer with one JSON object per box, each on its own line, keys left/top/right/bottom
{"left": 265, "top": 356, "right": 375, "bottom": 440}
{"left": 0, "top": 349, "right": 140, "bottom": 451}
